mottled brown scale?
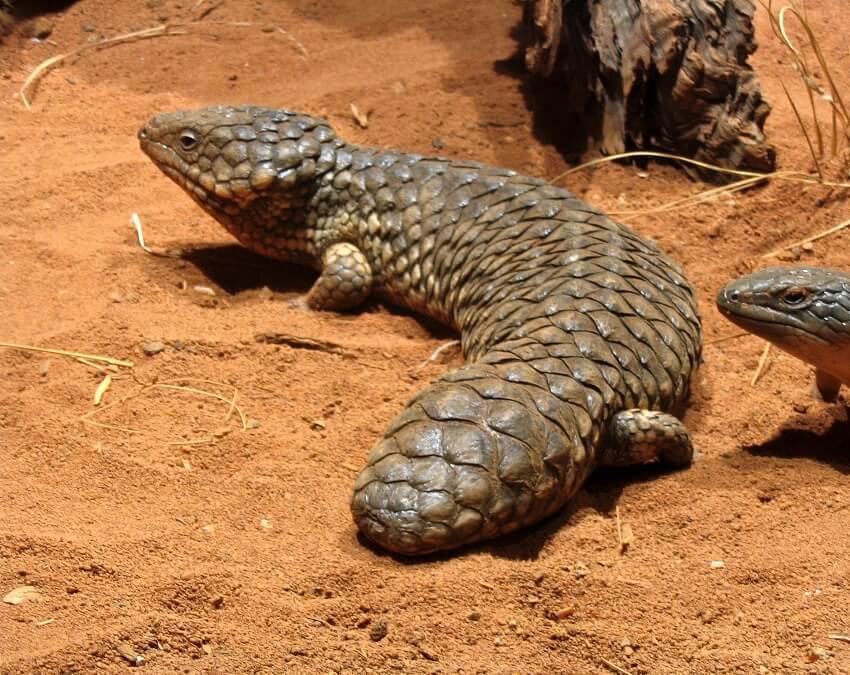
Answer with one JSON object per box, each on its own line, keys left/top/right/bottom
{"left": 140, "top": 106, "right": 703, "bottom": 556}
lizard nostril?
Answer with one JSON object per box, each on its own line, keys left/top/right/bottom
{"left": 138, "top": 127, "right": 148, "bottom": 141}
{"left": 728, "top": 290, "right": 741, "bottom": 303}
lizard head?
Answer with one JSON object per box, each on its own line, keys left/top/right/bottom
{"left": 139, "top": 105, "right": 339, "bottom": 216}
{"left": 717, "top": 266, "right": 850, "bottom": 383}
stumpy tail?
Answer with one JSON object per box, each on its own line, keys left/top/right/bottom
{"left": 350, "top": 360, "right": 591, "bottom": 555}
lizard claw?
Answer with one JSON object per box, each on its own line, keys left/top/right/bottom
{"left": 286, "top": 295, "right": 312, "bottom": 311}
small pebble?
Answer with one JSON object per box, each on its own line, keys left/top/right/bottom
{"left": 82, "top": 23, "right": 96, "bottom": 32}
{"left": 808, "top": 646, "right": 832, "bottom": 662}
{"left": 418, "top": 645, "right": 439, "bottom": 661}
{"left": 573, "top": 563, "right": 590, "bottom": 578}
{"left": 369, "top": 618, "right": 388, "bottom": 642}
{"left": 116, "top": 642, "right": 144, "bottom": 667}
{"left": 142, "top": 341, "right": 165, "bottom": 356}
{"left": 547, "top": 606, "right": 574, "bottom": 620}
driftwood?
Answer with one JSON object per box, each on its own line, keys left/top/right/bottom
{"left": 522, "top": 0, "right": 776, "bottom": 179}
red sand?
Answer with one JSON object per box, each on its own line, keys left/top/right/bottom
{"left": 1, "top": 1, "right": 848, "bottom": 673}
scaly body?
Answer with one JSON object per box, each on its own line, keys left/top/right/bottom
{"left": 140, "top": 106, "right": 702, "bottom": 555}
{"left": 718, "top": 266, "right": 850, "bottom": 401}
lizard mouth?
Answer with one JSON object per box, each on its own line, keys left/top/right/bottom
{"left": 139, "top": 135, "right": 188, "bottom": 188}
{"left": 138, "top": 133, "right": 222, "bottom": 211}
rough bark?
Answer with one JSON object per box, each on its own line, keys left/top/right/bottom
{"left": 522, "top": 0, "right": 776, "bottom": 179}
{"left": 0, "top": 1, "right": 13, "bottom": 39}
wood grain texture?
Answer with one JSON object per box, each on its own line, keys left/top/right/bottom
{"left": 522, "top": 0, "right": 776, "bottom": 179}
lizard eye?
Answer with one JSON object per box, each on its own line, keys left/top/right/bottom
{"left": 179, "top": 129, "right": 200, "bottom": 151}
{"left": 781, "top": 286, "right": 809, "bottom": 305}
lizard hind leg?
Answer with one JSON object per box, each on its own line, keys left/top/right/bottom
{"left": 599, "top": 409, "right": 694, "bottom": 468}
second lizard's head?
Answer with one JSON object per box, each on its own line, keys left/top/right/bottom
{"left": 139, "top": 106, "right": 341, "bottom": 253}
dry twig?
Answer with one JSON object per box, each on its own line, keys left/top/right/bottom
{"left": 132, "top": 212, "right": 181, "bottom": 258}
{"left": 705, "top": 332, "right": 750, "bottom": 346}
{"left": 761, "top": 217, "right": 850, "bottom": 259}
{"left": 254, "top": 331, "right": 352, "bottom": 358}
{"left": 21, "top": 25, "right": 188, "bottom": 108}
{"left": 751, "top": 342, "right": 772, "bottom": 387}
{"left": 21, "top": 20, "right": 308, "bottom": 108}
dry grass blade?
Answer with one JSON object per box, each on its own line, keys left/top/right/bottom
{"left": 80, "top": 378, "right": 248, "bottom": 437}
{"left": 761, "top": 217, "right": 850, "bottom": 258}
{"left": 751, "top": 342, "right": 772, "bottom": 387}
{"left": 0, "top": 342, "right": 133, "bottom": 368}
{"left": 155, "top": 383, "right": 248, "bottom": 429}
{"left": 600, "top": 657, "right": 634, "bottom": 675}
{"left": 611, "top": 174, "right": 770, "bottom": 218}
{"left": 93, "top": 375, "right": 112, "bottom": 406}
{"left": 549, "top": 150, "right": 769, "bottom": 184}
{"left": 416, "top": 339, "right": 461, "bottom": 370}
{"left": 705, "top": 332, "right": 750, "bottom": 346}
{"left": 781, "top": 80, "right": 823, "bottom": 179}
{"left": 550, "top": 151, "right": 850, "bottom": 219}
{"left": 192, "top": 0, "right": 223, "bottom": 19}
{"left": 764, "top": 1, "right": 849, "bottom": 171}
{"left": 615, "top": 506, "right": 634, "bottom": 554}
{"left": 615, "top": 506, "right": 623, "bottom": 548}
{"left": 777, "top": 5, "right": 847, "bottom": 122}
{"left": 132, "top": 212, "right": 181, "bottom": 257}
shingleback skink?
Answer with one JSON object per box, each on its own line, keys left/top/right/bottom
{"left": 717, "top": 266, "right": 850, "bottom": 401}
{"left": 139, "top": 106, "right": 703, "bottom": 556}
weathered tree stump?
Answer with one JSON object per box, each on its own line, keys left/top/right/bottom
{"left": 522, "top": 0, "right": 776, "bottom": 180}
{"left": 0, "top": 1, "right": 13, "bottom": 39}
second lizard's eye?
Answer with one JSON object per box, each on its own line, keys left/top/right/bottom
{"left": 179, "top": 129, "right": 200, "bottom": 151}
{"left": 781, "top": 286, "right": 809, "bottom": 305}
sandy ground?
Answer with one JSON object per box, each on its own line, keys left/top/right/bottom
{"left": 1, "top": 1, "right": 849, "bottom": 673}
